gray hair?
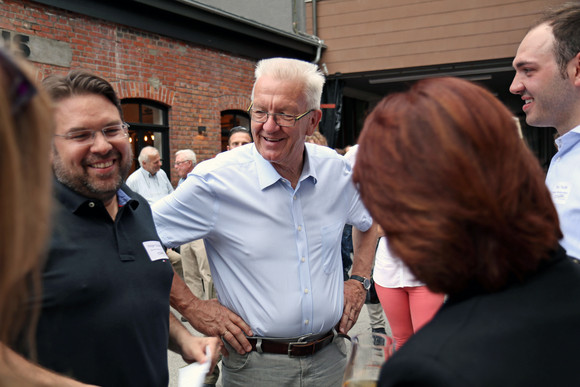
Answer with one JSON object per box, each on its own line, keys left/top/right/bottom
{"left": 175, "top": 149, "right": 196, "bottom": 165}
{"left": 252, "top": 58, "right": 325, "bottom": 110}
{"left": 138, "top": 146, "right": 158, "bottom": 167}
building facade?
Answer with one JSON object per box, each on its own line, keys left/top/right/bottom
{"left": 2, "top": 0, "right": 566, "bottom": 179}
{"left": 2, "top": 0, "right": 320, "bottom": 184}
{"left": 308, "top": 0, "right": 567, "bottom": 166}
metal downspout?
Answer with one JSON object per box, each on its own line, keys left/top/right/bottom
{"left": 293, "top": 0, "right": 324, "bottom": 64}
{"left": 311, "top": 0, "right": 323, "bottom": 64}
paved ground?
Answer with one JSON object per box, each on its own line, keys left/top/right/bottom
{"left": 168, "top": 304, "right": 391, "bottom": 387}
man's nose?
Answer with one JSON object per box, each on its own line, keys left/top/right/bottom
{"left": 509, "top": 75, "right": 524, "bottom": 95}
{"left": 90, "top": 131, "right": 113, "bottom": 153}
{"left": 262, "top": 114, "right": 280, "bottom": 131}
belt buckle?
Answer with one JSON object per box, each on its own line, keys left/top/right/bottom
{"left": 287, "top": 341, "right": 305, "bottom": 358}
{"left": 287, "top": 334, "right": 311, "bottom": 357}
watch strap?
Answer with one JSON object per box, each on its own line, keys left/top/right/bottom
{"left": 350, "top": 275, "right": 370, "bottom": 290}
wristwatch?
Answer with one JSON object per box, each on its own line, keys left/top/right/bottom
{"left": 350, "top": 275, "right": 371, "bottom": 291}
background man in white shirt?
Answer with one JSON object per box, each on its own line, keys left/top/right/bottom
{"left": 126, "top": 146, "right": 173, "bottom": 205}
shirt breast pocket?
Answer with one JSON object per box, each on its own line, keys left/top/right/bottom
{"left": 321, "top": 222, "right": 344, "bottom": 274}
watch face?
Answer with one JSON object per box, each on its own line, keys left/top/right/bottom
{"left": 363, "top": 278, "right": 371, "bottom": 290}
{"left": 352, "top": 275, "right": 371, "bottom": 290}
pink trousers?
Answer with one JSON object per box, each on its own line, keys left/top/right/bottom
{"left": 375, "top": 284, "right": 444, "bottom": 350}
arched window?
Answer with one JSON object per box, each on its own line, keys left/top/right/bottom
{"left": 121, "top": 99, "right": 171, "bottom": 178}
{"left": 221, "top": 110, "right": 250, "bottom": 152}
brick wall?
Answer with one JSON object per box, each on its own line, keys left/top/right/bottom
{"left": 1, "top": 0, "right": 256, "bottom": 186}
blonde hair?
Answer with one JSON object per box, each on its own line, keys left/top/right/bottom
{"left": 0, "top": 51, "right": 53, "bottom": 357}
{"left": 305, "top": 130, "right": 328, "bottom": 146}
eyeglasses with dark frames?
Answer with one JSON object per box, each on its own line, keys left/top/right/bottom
{"left": 247, "top": 102, "right": 314, "bottom": 128}
{"left": 0, "top": 49, "right": 37, "bottom": 114}
{"left": 54, "top": 123, "right": 130, "bottom": 145}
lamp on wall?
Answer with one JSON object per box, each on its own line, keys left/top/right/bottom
{"left": 198, "top": 126, "right": 206, "bottom": 136}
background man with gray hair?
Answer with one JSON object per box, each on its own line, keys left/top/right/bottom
{"left": 126, "top": 145, "right": 173, "bottom": 204}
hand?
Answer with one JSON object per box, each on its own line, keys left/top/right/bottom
{"left": 182, "top": 299, "right": 253, "bottom": 355}
{"left": 338, "top": 279, "right": 367, "bottom": 334}
{"left": 180, "top": 336, "right": 223, "bottom": 373}
{"left": 170, "top": 270, "right": 253, "bottom": 355}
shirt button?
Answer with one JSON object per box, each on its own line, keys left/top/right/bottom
{"left": 304, "top": 319, "right": 309, "bottom": 325}
{"left": 88, "top": 202, "right": 95, "bottom": 208}
{"left": 297, "top": 225, "right": 302, "bottom": 232}
{"left": 301, "top": 257, "right": 305, "bottom": 262}
{"left": 304, "top": 288, "right": 309, "bottom": 294}
{"left": 293, "top": 195, "right": 297, "bottom": 200}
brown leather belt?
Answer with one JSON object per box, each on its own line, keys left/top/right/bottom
{"left": 248, "top": 330, "right": 335, "bottom": 357}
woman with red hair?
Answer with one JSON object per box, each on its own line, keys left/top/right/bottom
{"left": 354, "top": 77, "right": 580, "bottom": 386}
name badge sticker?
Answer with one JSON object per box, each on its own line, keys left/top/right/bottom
{"left": 552, "top": 182, "right": 571, "bottom": 205}
{"left": 143, "top": 241, "right": 169, "bottom": 261}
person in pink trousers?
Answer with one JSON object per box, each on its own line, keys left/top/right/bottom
{"left": 374, "top": 231, "right": 444, "bottom": 350}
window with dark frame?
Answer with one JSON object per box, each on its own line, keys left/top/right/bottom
{"left": 121, "top": 99, "right": 171, "bottom": 179}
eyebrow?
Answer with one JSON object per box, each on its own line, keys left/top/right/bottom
{"left": 513, "top": 60, "right": 535, "bottom": 70}
{"left": 67, "top": 121, "right": 123, "bottom": 131}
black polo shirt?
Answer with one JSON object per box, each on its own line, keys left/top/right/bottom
{"left": 35, "top": 180, "right": 174, "bottom": 386}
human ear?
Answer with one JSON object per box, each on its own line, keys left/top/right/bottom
{"left": 571, "top": 52, "right": 580, "bottom": 86}
{"left": 306, "top": 109, "right": 322, "bottom": 136}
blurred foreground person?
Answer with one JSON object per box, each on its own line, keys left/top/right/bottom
{"left": 0, "top": 49, "right": 71, "bottom": 385}
{"left": 354, "top": 77, "right": 580, "bottom": 386}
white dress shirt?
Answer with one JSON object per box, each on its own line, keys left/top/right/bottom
{"left": 126, "top": 167, "right": 174, "bottom": 205}
{"left": 546, "top": 125, "right": 580, "bottom": 259}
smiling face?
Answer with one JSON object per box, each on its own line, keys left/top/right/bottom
{"left": 251, "top": 75, "right": 320, "bottom": 179}
{"left": 510, "top": 24, "right": 580, "bottom": 134}
{"left": 52, "top": 93, "right": 132, "bottom": 202}
{"left": 174, "top": 154, "right": 193, "bottom": 179}
{"left": 143, "top": 151, "right": 162, "bottom": 175}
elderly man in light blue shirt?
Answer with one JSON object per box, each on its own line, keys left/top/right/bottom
{"left": 126, "top": 146, "right": 173, "bottom": 205}
{"left": 153, "top": 57, "right": 376, "bottom": 386}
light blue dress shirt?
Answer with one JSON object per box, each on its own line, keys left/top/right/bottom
{"left": 152, "top": 143, "right": 372, "bottom": 337}
{"left": 546, "top": 126, "right": 580, "bottom": 259}
{"left": 126, "top": 167, "right": 174, "bottom": 205}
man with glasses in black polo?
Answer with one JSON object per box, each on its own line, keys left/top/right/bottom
{"left": 154, "top": 58, "right": 376, "bottom": 386}
{"left": 21, "top": 70, "right": 220, "bottom": 387}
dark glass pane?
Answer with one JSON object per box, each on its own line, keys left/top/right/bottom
{"left": 122, "top": 103, "right": 139, "bottom": 123}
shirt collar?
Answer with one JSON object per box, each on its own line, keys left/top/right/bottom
{"left": 139, "top": 167, "right": 157, "bottom": 178}
{"left": 252, "top": 143, "right": 318, "bottom": 190}
{"left": 54, "top": 178, "right": 140, "bottom": 214}
{"left": 555, "top": 124, "right": 580, "bottom": 150}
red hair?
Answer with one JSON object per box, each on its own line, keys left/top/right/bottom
{"left": 353, "top": 77, "right": 562, "bottom": 296}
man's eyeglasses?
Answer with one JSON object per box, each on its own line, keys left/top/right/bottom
{"left": 54, "top": 123, "right": 130, "bottom": 145}
{"left": 0, "top": 49, "right": 37, "bottom": 114}
{"left": 247, "top": 102, "right": 313, "bottom": 128}
{"left": 174, "top": 160, "right": 192, "bottom": 166}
